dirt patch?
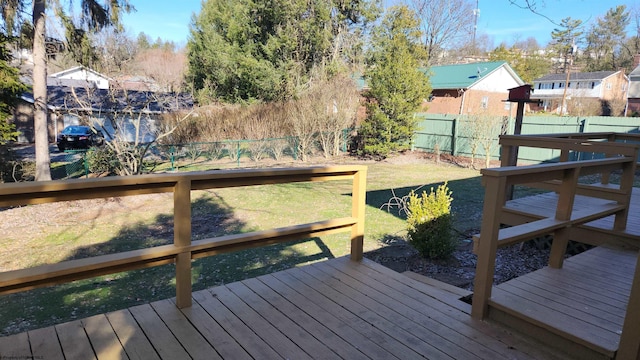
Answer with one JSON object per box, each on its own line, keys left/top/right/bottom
{"left": 365, "top": 237, "right": 551, "bottom": 290}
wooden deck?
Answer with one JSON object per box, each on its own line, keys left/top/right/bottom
{"left": 503, "top": 188, "right": 640, "bottom": 247}
{"left": 0, "top": 257, "right": 570, "bottom": 360}
{"left": 489, "top": 246, "right": 637, "bottom": 360}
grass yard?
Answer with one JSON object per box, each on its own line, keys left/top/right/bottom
{"left": 0, "top": 155, "right": 484, "bottom": 335}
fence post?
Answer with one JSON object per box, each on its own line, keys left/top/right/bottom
{"left": 342, "top": 129, "right": 348, "bottom": 153}
{"left": 174, "top": 179, "right": 192, "bottom": 308}
{"left": 580, "top": 117, "right": 589, "bottom": 133}
{"left": 451, "top": 117, "right": 459, "bottom": 156}
{"left": 236, "top": 141, "right": 241, "bottom": 167}
{"left": 84, "top": 152, "right": 89, "bottom": 178}
{"left": 170, "top": 146, "right": 176, "bottom": 171}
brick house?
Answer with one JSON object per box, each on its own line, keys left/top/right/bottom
{"left": 628, "top": 55, "right": 640, "bottom": 116}
{"left": 531, "top": 70, "right": 629, "bottom": 115}
{"left": 423, "top": 61, "right": 525, "bottom": 116}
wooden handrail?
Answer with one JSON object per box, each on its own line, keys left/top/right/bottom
{"left": 0, "top": 166, "right": 368, "bottom": 308}
{"left": 471, "top": 156, "right": 636, "bottom": 320}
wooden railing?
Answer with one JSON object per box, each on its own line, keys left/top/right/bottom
{"left": 501, "top": 132, "right": 640, "bottom": 165}
{"left": 471, "top": 154, "right": 637, "bottom": 321}
{"left": 0, "top": 166, "right": 367, "bottom": 308}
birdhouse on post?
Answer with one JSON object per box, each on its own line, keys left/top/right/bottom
{"left": 507, "top": 84, "right": 532, "bottom": 102}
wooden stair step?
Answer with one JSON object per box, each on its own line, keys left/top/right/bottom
{"left": 488, "top": 287, "right": 618, "bottom": 359}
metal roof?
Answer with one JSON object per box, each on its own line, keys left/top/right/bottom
{"left": 534, "top": 71, "right": 618, "bottom": 82}
{"left": 427, "top": 61, "right": 516, "bottom": 89}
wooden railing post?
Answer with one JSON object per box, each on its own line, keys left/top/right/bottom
{"left": 471, "top": 174, "right": 507, "bottom": 320}
{"left": 548, "top": 167, "right": 580, "bottom": 268}
{"left": 614, "top": 159, "right": 636, "bottom": 231}
{"left": 350, "top": 168, "right": 367, "bottom": 261}
{"left": 617, "top": 250, "right": 640, "bottom": 359}
{"left": 174, "top": 179, "right": 192, "bottom": 308}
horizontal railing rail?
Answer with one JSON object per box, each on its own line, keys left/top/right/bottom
{"left": 500, "top": 133, "right": 640, "bottom": 167}
{"left": 0, "top": 166, "right": 368, "bottom": 309}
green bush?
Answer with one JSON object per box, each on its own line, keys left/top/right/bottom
{"left": 86, "top": 146, "right": 118, "bottom": 175}
{"left": 406, "top": 182, "right": 456, "bottom": 259}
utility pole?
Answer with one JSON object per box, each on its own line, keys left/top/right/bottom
{"left": 560, "top": 43, "right": 576, "bottom": 116}
{"left": 472, "top": 0, "right": 480, "bottom": 54}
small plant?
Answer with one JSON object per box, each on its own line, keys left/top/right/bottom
{"left": 406, "top": 182, "right": 456, "bottom": 259}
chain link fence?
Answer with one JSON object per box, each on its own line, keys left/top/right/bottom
{"left": 52, "top": 150, "right": 88, "bottom": 180}
{"left": 48, "top": 130, "right": 354, "bottom": 178}
{"left": 155, "top": 137, "right": 300, "bottom": 171}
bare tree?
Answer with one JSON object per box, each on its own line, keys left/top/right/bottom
{"left": 287, "top": 96, "right": 319, "bottom": 162}
{"left": 314, "top": 76, "right": 359, "bottom": 158}
{"left": 131, "top": 47, "right": 187, "bottom": 92}
{"left": 410, "top": 0, "right": 474, "bottom": 65}
{"left": 464, "top": 114, "right": 503, "bottom": 169}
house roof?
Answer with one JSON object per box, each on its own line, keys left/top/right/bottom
{"left": 534, "top": 71, "right": 619, "bottom": 82}
{"left": 21, "top": 86, "right": 193, "bottom": 114}
{"left": 427, "top": 61, "right": 519, "bottom": 90}
{"left": 49, "top": 66, "right": 112, "bottom": 81}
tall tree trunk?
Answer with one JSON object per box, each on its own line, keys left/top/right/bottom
{"left": 33, "top": 0, "right": 52, "bottom": 181}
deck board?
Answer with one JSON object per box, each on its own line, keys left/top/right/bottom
{"left": 0, "top": 332, "right": 31, "bottom": 359}
{"left": 301, "top": 261, "right": 475, "bottom": 359}
{"left": 505, "top": 188, "right": 640, "bottom": 243}
{"left": 490, "top": 246, "right": 637, "bottom": 357}
{"left": 1, "top": 257, "right": 580, "bottom": 359}
{"left": 28, "top": 327, "right": 65, "bottom": 360}
{"left": 106, "top": 309, "right": 160, "bottom": 360}
{"left": 82, "top": 314, "right": 128, "bottom": 360}
{"left": 56, "top": 320, "right": 97, "bottom": 359}
{"left": 192, "top": 288, "right": 283, "bottom": 359}
{"left": 150, "top": 299, "right": 218, "bottom": 359}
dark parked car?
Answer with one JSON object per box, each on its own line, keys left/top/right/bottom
{"left": 57, "top": 125, "right": 104, "bottom": 151}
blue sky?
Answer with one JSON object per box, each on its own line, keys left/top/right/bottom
{"left": 121, "top": 0, "right": 637, "bottom": 48}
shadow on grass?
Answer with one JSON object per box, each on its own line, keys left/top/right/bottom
{"left": 0, "top": 195, "right": 337, "bottom": 336}
{"left": 366, "top": 176, "right": 485, "bottom": 234}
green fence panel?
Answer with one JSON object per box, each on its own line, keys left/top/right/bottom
{"left": 415, "top": 114, "right": 640, "bottom": 165}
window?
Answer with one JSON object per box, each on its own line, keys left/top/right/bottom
{"left": 504, "top": 101, "right": 511, "bottom": 110}
{"left": 481, "top": 96, "right": 489, "bottom": 109}
{"left": 559, "top": 83, "right": 564, "bottom": 88}
{"left": 606, "top": 82, "right": 612, "bottom": 90}
{"left": 591, "top": 82, "right": 595, "bottom": 89}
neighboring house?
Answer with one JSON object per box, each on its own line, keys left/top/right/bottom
{"left": 627, "top": 55, "right": 640, "bottom": 116}
{"left": 47, "top": 66, "right": 111, "bottom": 89}
{"left": 13, "top": 67, "right": 193, "bottom": 143}
{"left": 531, "top": 70, "right": 629, "bottom": 115}
{"left": 423, "top": 61, "right": 525, "bottom": 116}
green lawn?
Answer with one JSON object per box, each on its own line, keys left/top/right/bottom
{"left": 0, "top": 160, "right": 484, "bottom": 335}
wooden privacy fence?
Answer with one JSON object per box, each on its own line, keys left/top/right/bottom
{"left": 0, "top": 166, "right": 367, "bottom": 308}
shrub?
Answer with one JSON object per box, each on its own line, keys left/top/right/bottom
{"left": 406, "top": 182, "right": 456, "bottom": 259}
{"left": 86, "top": 146, "right": 118, "bottom": 175}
